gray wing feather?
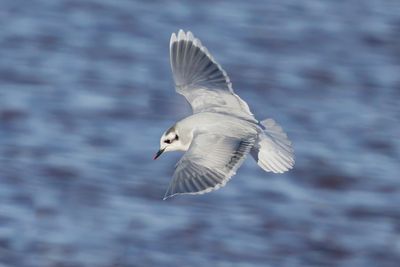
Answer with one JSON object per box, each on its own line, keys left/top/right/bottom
{"left": 164, "top": 133, "right": 256, "bottom": 200}
{"left": 170, "top": 30, "right": 232, "bottom": 92}
{"left": 170, "top": 30, "right": 253, "bottom": 118}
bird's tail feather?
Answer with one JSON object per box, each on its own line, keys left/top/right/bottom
{"left": 251, "top": 119, "right": 294, "bottom": 173}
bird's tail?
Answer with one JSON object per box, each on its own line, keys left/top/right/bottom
{"left": 251, "top": 119, "right": 294, "bottom": 173}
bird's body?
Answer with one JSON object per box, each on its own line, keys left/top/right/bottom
{"left": 177, "top": 112, "right": 259, "bottom": 142}
{"left": 155, "top": 30, "right": 294, "bottom": 199}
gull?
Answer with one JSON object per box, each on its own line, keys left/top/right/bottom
{"left": 155, "top": 30, "right": 294, "bottom": 200}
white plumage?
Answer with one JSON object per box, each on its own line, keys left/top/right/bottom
{"left": 156, "top": 30, "right": 294, "bottom": 199}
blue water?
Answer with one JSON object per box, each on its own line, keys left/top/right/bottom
{"left": 0, "top": 1, "right": 399, "bottom": 266}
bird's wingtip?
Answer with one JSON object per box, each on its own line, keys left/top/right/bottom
{"left": 177, "top": 29, "right": 186, "bottom": 41}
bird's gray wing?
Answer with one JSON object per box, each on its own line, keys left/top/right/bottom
{"left": 170, "top": 30, "right": 253, "bottom": 119}
{"left": 164, "top": 132, "right": 256, "bottom": 199}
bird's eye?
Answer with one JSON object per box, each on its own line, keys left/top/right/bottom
{"left": 175, "top": 135, "right": 179, "bottom": 140}
{"left": 164, "top": 139, "right": 171, "bottom": 144}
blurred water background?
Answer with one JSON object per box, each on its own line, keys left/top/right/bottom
{"left": 1, "top": 0, "right": 400, "bottom": 266}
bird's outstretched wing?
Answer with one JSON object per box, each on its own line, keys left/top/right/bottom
{"left": 170, "top": 30, "right": 253, "bottom": 119}
{"left": 164, "top": 132, "right": 256, "bottom": 199}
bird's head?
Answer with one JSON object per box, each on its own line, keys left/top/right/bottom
{"left": 154, "top": 126, "right": 184, "bottom": 160}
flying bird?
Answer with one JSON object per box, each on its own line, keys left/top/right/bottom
{"left": 155, "top": 30, "right": 294, "bottom": 199}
